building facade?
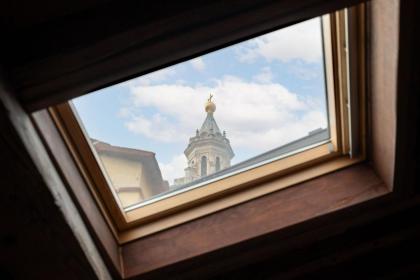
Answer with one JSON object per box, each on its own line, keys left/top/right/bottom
{"left": 92, "top": 140, "right": 169, "bottom": 207}
{"left": 174, "top": 95, "right": 234, "bottom": 186}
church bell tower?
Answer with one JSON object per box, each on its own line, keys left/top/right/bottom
{"left": 174, "top": 94, "right": 234, "bottom": 185}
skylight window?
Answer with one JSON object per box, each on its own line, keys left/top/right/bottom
{"left": 44, "top": 3, "right": 365, "bottom": 241}
{"left": 70, "top": 17, "right": 330, "bottom": 210}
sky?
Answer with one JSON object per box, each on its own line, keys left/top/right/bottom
{"left": 73, "top": 17, "right": 328, "bottom": 185}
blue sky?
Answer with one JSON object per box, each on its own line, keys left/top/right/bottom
{"left": 73, "top": 17, "right": 328, "bottom": 184}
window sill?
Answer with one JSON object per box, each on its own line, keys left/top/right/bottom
{"left": 120, "top": 162, "right": 389, "bottom": 277}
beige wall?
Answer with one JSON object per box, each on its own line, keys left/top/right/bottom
{"left": 100, "top": 154, "right": 143, "bottom": 188}
{"left": 97, "top": 152, "right": 168, "bottom": 208}
{"left": 99, "top": 154, "right": 143, "bottom": 208}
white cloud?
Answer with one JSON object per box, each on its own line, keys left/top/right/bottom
{"left": 190, "top": 57, "right": 206, "bottom": 71}
{"left": 253, "top": 67, "right": 273, "bottom": 83}
{"left": 230, "top": 110, "right": 327, "bottom": 152}
{"left": 236, "top": 18, "right": 323, "bottom": 64}
{"left": 125, "top": 113, "right": 189, "bottom": 143}
{"left": 159, "top": 154, "right": 187, "bottom": 185}
{"left": 122, "top": 75, "right": 327, "bottom": 154}
{"left": 289, "top": 64, "right": 320, "bottom": 80}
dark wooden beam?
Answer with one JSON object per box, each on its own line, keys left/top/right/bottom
{"left": 0, "top": 72, "right": 112, "bottom": 279}
{"left": 2, "top": 0, "right": 366, "bottom": 111}
{"left": 393, "top": 0, "right": 420, "bottom": 196}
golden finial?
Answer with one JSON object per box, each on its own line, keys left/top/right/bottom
{"left": 205, "top": 93, "right": 216, "bottom": 113}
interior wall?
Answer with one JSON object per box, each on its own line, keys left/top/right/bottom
{"left": 368, "top": 0, "right": 399, "bottom": 189}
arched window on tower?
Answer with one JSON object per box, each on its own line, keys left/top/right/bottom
{"left": 201, "top": 156, "right": 207, "bottom": 177}
{"left": 216, "top": 157, "right": 221, "bottom": 172}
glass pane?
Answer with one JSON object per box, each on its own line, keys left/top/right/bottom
{"left": 72, "top": 17, "right": 330, "bottom": 209}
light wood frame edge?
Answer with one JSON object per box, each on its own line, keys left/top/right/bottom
{"left": 49, "top": 105, "right": 128, "bottom": 230}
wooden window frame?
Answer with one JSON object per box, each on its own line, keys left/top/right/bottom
{"left": 19, "top": 0, "right": 409, "bottom": 277}
{"left": 43, "top": 6, "right": 367, "bottom": 243}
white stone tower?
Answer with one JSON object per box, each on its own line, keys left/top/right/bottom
{"left": 174, "top": 94, "right": 234, "bottom": 186}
